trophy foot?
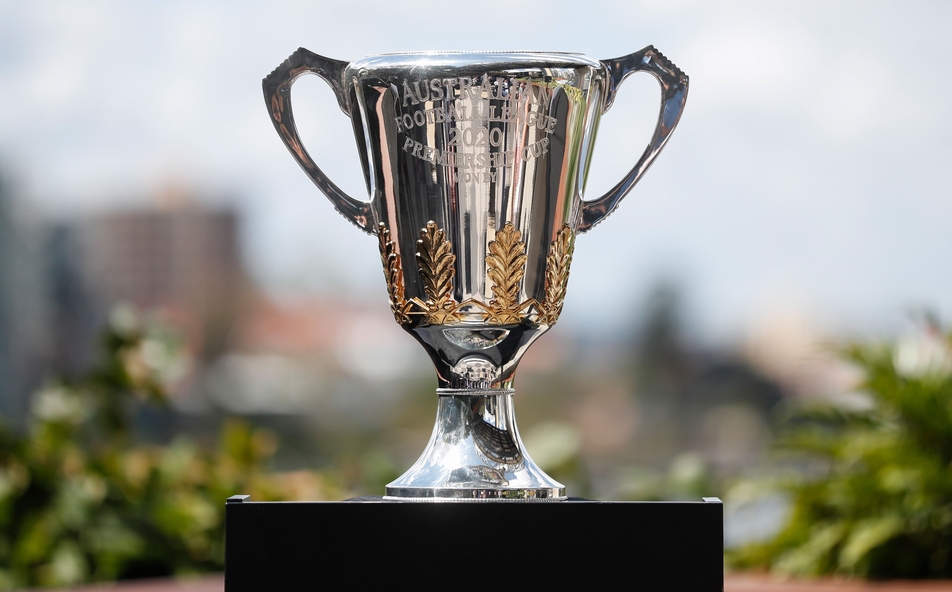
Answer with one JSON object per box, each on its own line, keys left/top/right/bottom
{"left": 384, "top": 389, "right": 566, "bottom": 501}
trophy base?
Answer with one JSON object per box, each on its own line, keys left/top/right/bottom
{"left": 224, "top": 495, "right": 724, "bottom": 590}
{"left": 383, "top": 487, "right": 563, "bottom": 501}
{"left": 384, "top": 389, "right": 566, "bottom": 501}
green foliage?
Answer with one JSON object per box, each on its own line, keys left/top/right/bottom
{"left": 610, "top": 452, "right": 716, "bottom": 502}
{"left": 730, "top": 324, "right": 952, "bottom": 578}
{"left": 0, "top": 308, "right": 339, "bottom": 589}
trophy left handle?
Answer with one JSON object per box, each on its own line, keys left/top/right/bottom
{"left": 578, "top": 46, "right": 689, "bottom": 233}
{"left": 263, "top": 48, "right": 374, "bottom": 234}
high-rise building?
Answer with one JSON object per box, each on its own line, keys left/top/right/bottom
{"left": 0, "top": 171, "right": 50, "bottom": 424}
{"left": 82, "top": 205, "right": 248, "bottom": 360}
{"left": 0, "top": 172, "right": 13, "bottom": 419}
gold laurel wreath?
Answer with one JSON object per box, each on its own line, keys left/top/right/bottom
{"left": 415, "top": 221, "right": 462, "bottom": 324}
{"left": 540, "top": 224, "right": 575, "bottom": 326}
{"left": 376, "top": 223, "right": 409, "bottom": 324}
{"left": 375, "top": 221, "right": 575, "bottom": 327}
{"left": 485, "top": 222, "right": 535, "bottom": 324}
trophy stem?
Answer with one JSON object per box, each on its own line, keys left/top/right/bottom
{"left": 384, "top": 389, "right": 566, "bottom": 501}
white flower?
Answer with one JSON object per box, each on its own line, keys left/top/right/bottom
{"left": 893, "top": 332, "right": 952, "bottom": 380}
{"left": 31, "top": 385, "right": 86, "bottom": 423}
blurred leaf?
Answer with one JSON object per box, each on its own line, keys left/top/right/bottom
{"left": 0, "top": 306, "right": 343, "bottom": 587}
{"left": 729, "top": 324, "right": 952, "bottom": 578}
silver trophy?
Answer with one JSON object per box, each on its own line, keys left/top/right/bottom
{"left": 264, "top": 48, "right": 688, "bottom": 500}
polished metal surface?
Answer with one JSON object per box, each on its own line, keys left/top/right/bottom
{"left": 385, "top": 389, "right": 564, "bottom": 500}
{"left": 263, "top": 47, "right": 688, "bottom": 500}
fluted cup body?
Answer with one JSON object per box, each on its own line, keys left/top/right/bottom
{"left": 344, "top": 52, "right": 605, "bottom": 389}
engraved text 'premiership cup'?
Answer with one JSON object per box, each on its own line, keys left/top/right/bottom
{"left": 264, "top": 48, "right": 688, "bottom": 500}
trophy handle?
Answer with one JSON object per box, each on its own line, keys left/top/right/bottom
{"left": 263, "top": 48, "right": 374, "bottom": 234}
{"left": 579, "top": 46, "right": 689, "bottom": 233}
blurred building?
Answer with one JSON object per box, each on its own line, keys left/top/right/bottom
{"left": 620, "top": 283, "right": 786, "bottom": 471}
{"left": 45, "top": 223, "right": 98, "bottom": 376}
{"left": 0, "top": 172, "right": 51, "bottom": 425}
{"left": 0, "top": 173, "right": 15, "bottom": 418}
{"left": 83, "top": 205, "right": 247, "bottom": 359}
{"left": 13, "top": 194, "right": 249, "bottom": 412}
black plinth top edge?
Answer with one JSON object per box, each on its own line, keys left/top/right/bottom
{"left": 225, "top": 494, "right": 722, "bottom": 504}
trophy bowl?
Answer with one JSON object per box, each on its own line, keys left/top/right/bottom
{"left": 264, "top": 48, "right": 688, "bottom": 500}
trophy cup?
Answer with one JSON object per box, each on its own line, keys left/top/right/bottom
{"left": 263, "top": 47, "right": 688, "bottom": 500}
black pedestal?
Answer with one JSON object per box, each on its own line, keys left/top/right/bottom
{"left": 224, "top": 495, "right": 724, "bottom": 591}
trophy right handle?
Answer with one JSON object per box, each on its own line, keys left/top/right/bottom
{"left": 263, "top": 48, "right": 374, "bottom": 234}
{"left": 578, "top": 46, "right": 689, "bottom": 233}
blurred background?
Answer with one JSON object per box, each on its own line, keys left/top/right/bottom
{"left": 1, "top": 0, "right": 951, "bottom": 586}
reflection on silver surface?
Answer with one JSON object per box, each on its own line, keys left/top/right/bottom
{"left": 385, "top": 390, "right": 563, "bottom": 501}
{"left": 264, "top": 48, "right": 688, "bottom": 500}
{"left": 442, "top": 327, "right": 509, "bottom": 350}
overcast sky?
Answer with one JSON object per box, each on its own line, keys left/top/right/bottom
{"left": 1, "top": 1, "right": 949, "bottom": 344}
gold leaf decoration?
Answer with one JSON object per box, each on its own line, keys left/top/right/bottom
{"left": 377, "top": 223, "right": 409, "bottom": 325}
{"left": 416, "top": 221, "right": 461, "bottom": 324}
{"left": 540, "top": 224, "right": 575, "bottom": 325}
{"left": 374, "top": 220, "right": 573, "bottom": 327}
{"left": 485, "top": 222, "right": 529, "bottom": 325}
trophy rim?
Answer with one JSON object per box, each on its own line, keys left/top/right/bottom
{"left": 350, "top": 50, "right": 603, "bottom": 70}
{"left": 372, "top": 50, "right": 585, "bottom": 56}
